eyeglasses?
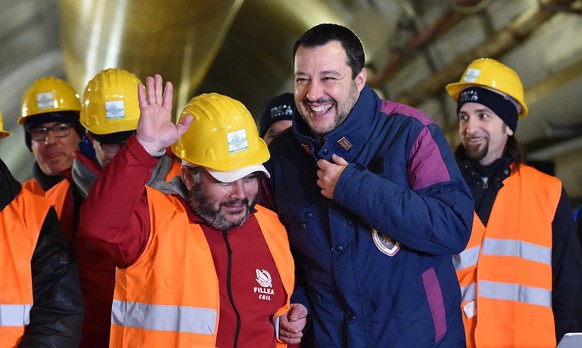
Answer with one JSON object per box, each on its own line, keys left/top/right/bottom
{"left": 29, "top": 123, "right": 74, "bottom": 141}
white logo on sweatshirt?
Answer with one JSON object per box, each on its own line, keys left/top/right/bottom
{"left": 254, "top": 269, "right": 274, "bottom": 301}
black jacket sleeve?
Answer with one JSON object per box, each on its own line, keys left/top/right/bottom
{"left": 19, "top": 207, "right": 84, "bottom": 348}
{"left": 551, "top": 188, "right": 582, "bottom": 342}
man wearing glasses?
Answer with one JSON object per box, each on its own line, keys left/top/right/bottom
{"left": 0, "top": 117, "right": 84, "bottom": 347}
{"left": 19, "top": 76, "right": 85, "bottom": 196}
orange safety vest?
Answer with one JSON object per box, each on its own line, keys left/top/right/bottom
{"left": 454, "top": 165, "right": 560, "bottom": 347}
{"left": 21, "top": 178, "right": 46, "bottom": 196}
{"left": 109, "top": 187, "right": 294, "bottom": 348}
{"left": 0, "top": 189, "right": 50, "bottom": 347}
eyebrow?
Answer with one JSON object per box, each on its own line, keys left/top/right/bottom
{"left": 294, "top": 69, "right": 343, "bottom": 77}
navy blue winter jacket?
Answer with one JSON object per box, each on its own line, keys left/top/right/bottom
{"left": 264, "top": 85, "right": 473, "bottom": 347}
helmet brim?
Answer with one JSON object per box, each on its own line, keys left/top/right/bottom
{"left": 205, "top": 163, "right": 270, "bottom": 183}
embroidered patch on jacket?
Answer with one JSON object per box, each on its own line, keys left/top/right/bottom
{"left": 301, "top": 143, "right": 312, "bottom": 155}
{"left": 337, "top": 137, "right": 353, "bottom": 151}
{"left": 371, "top": 229, "right": 400, "bottom": 257}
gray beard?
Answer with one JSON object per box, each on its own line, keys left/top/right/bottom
{"left": 188, "top": 183, "right": 256, "bottom": 231}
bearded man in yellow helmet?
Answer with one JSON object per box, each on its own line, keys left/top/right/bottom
{"left": 448, "top": 58, "right": 582, "bottom": 347}
{"left": 79, "top": 74, "right": 295, "bottom": 348}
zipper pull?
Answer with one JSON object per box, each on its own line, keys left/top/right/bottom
{"left": 482, "top": 177, "right": 489, "bottom": 189}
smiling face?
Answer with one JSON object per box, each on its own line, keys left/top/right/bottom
{"left": 293, "top": 41, "right": 366, "bottom": 138}
{"left": 458, "top": 102, "right": 513, "bottom": 166}
{"left": 182, "top": 166, "right": 259, "bottom": 230}
{"left": 30, "top": 121, "right": 81, "bottom": 176}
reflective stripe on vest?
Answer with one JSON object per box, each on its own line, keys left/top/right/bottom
{"left": 455, "top": 244, "right": 479, "bottom": 305}
{"left": 111, "top": 299, "right": 217, "bottom": 334}
{"left": 482, "top": 238, "right": 551, "bottom": 265}
{"left": 454, "top": 245, "right": 480, "bottom": 270}
{"left": 0, "top": 304, "right": 32, "bottom": 326}
{"left": 479, "top": 280, "right": 552, "bottom": 307}
{"left": 455, "top": 237, "right": 552, "bottom": 307}
{"left": 455, "top": 238, "right": 551, "bottom": 271}
{"left": 460, "top": 283, "right": 477, "bottom": 304}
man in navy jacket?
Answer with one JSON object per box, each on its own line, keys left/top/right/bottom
{"left": 263, "top": 23, "right": 474, "bottom": 347}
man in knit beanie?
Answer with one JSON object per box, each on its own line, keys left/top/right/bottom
{"left": 447, "top": 58, "right": 582, "bottom": 347}
{"left": 258, "top": 92, "right": 294, "bottom": 145}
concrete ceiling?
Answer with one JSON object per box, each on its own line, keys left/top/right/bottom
{"left": 1, "top": 0, "right": 582, "bottom": 200}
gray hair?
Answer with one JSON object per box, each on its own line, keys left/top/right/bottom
{"left": 182, "top": 163, "right": 204, "bottom": 184}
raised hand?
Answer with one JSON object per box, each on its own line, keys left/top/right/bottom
{"left": 136, "top": 74, "right": 192, "bottom": 156}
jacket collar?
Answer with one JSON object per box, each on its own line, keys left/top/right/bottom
{"left": 456, "top": 151, "right": 513, "bottom": 184}
{"left": 292, "top": 85, "right": 380, "bottom": 164}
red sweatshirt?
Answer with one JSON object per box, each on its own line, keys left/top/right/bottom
{"left": 79, "top": 135, "right": 288, "bottom": 347}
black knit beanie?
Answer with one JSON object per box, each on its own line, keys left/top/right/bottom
{"left": 258, "top": 93, "right": 295, "bottom": 137}
{"left": 457, "top": 86, "right": 519, "bottom": 133}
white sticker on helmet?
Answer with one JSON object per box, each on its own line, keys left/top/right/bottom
{"left": 463, "top": 68, "right": 481, "bottom": 83}
{"left": 105, "top": 100, "right": 125, "bottom": 119}
{"left": 227, "top": 129, "right": 249, "bottom": 154}
{"left": 37, "top": 92, "right": 55, "bottom": 110}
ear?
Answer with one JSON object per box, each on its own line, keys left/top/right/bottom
{"left": 506, "top": 125, "right": 514, "bottom": 137}
{"left": 355, "top": 67, "right": 367, "bottom": 92}
{"left": 180, "top": 166, "right": 194, "bottom": 191}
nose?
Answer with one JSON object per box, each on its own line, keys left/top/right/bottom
{"left": 43, "top": 130, "right": 58, "bottom": 144}
{"left": 305, "top": 80, "right": 323, "bottom": 102}
{"left": 462, "top": 117, "right": 480, "bottom": 135}
{"left": 228, "top": 180, "right": 246, "bottom": 200}
{"left": 465, "top": 118, "right": 478, "bottom": 134}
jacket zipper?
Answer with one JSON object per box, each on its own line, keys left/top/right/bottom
{"left": 222, "top": 230, "right": 241, "bottom": 348}
{"left": 482, "top": 176, "right": 489, "bottom": 189}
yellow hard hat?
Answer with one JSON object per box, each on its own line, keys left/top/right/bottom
{"left": 0, "top": 111, "right": 11, "bottom": 138}
{"left": 445, "top": 58, "right": 528, "bottom": 117}
{"left": 19, "top": 76, "right": 82, "bottom": 125}
{"left": 172, "top": 93, "right": 270, "bottom": 172}
{"left": 81, "top": 68, "right": 142, "bottom": 135}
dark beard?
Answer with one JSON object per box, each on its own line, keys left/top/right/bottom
{"left": 188, "top": 183, "right": 257, "bottom": 231}
{"left": 464, "top": 141, "right": 488, "bottom": 162}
